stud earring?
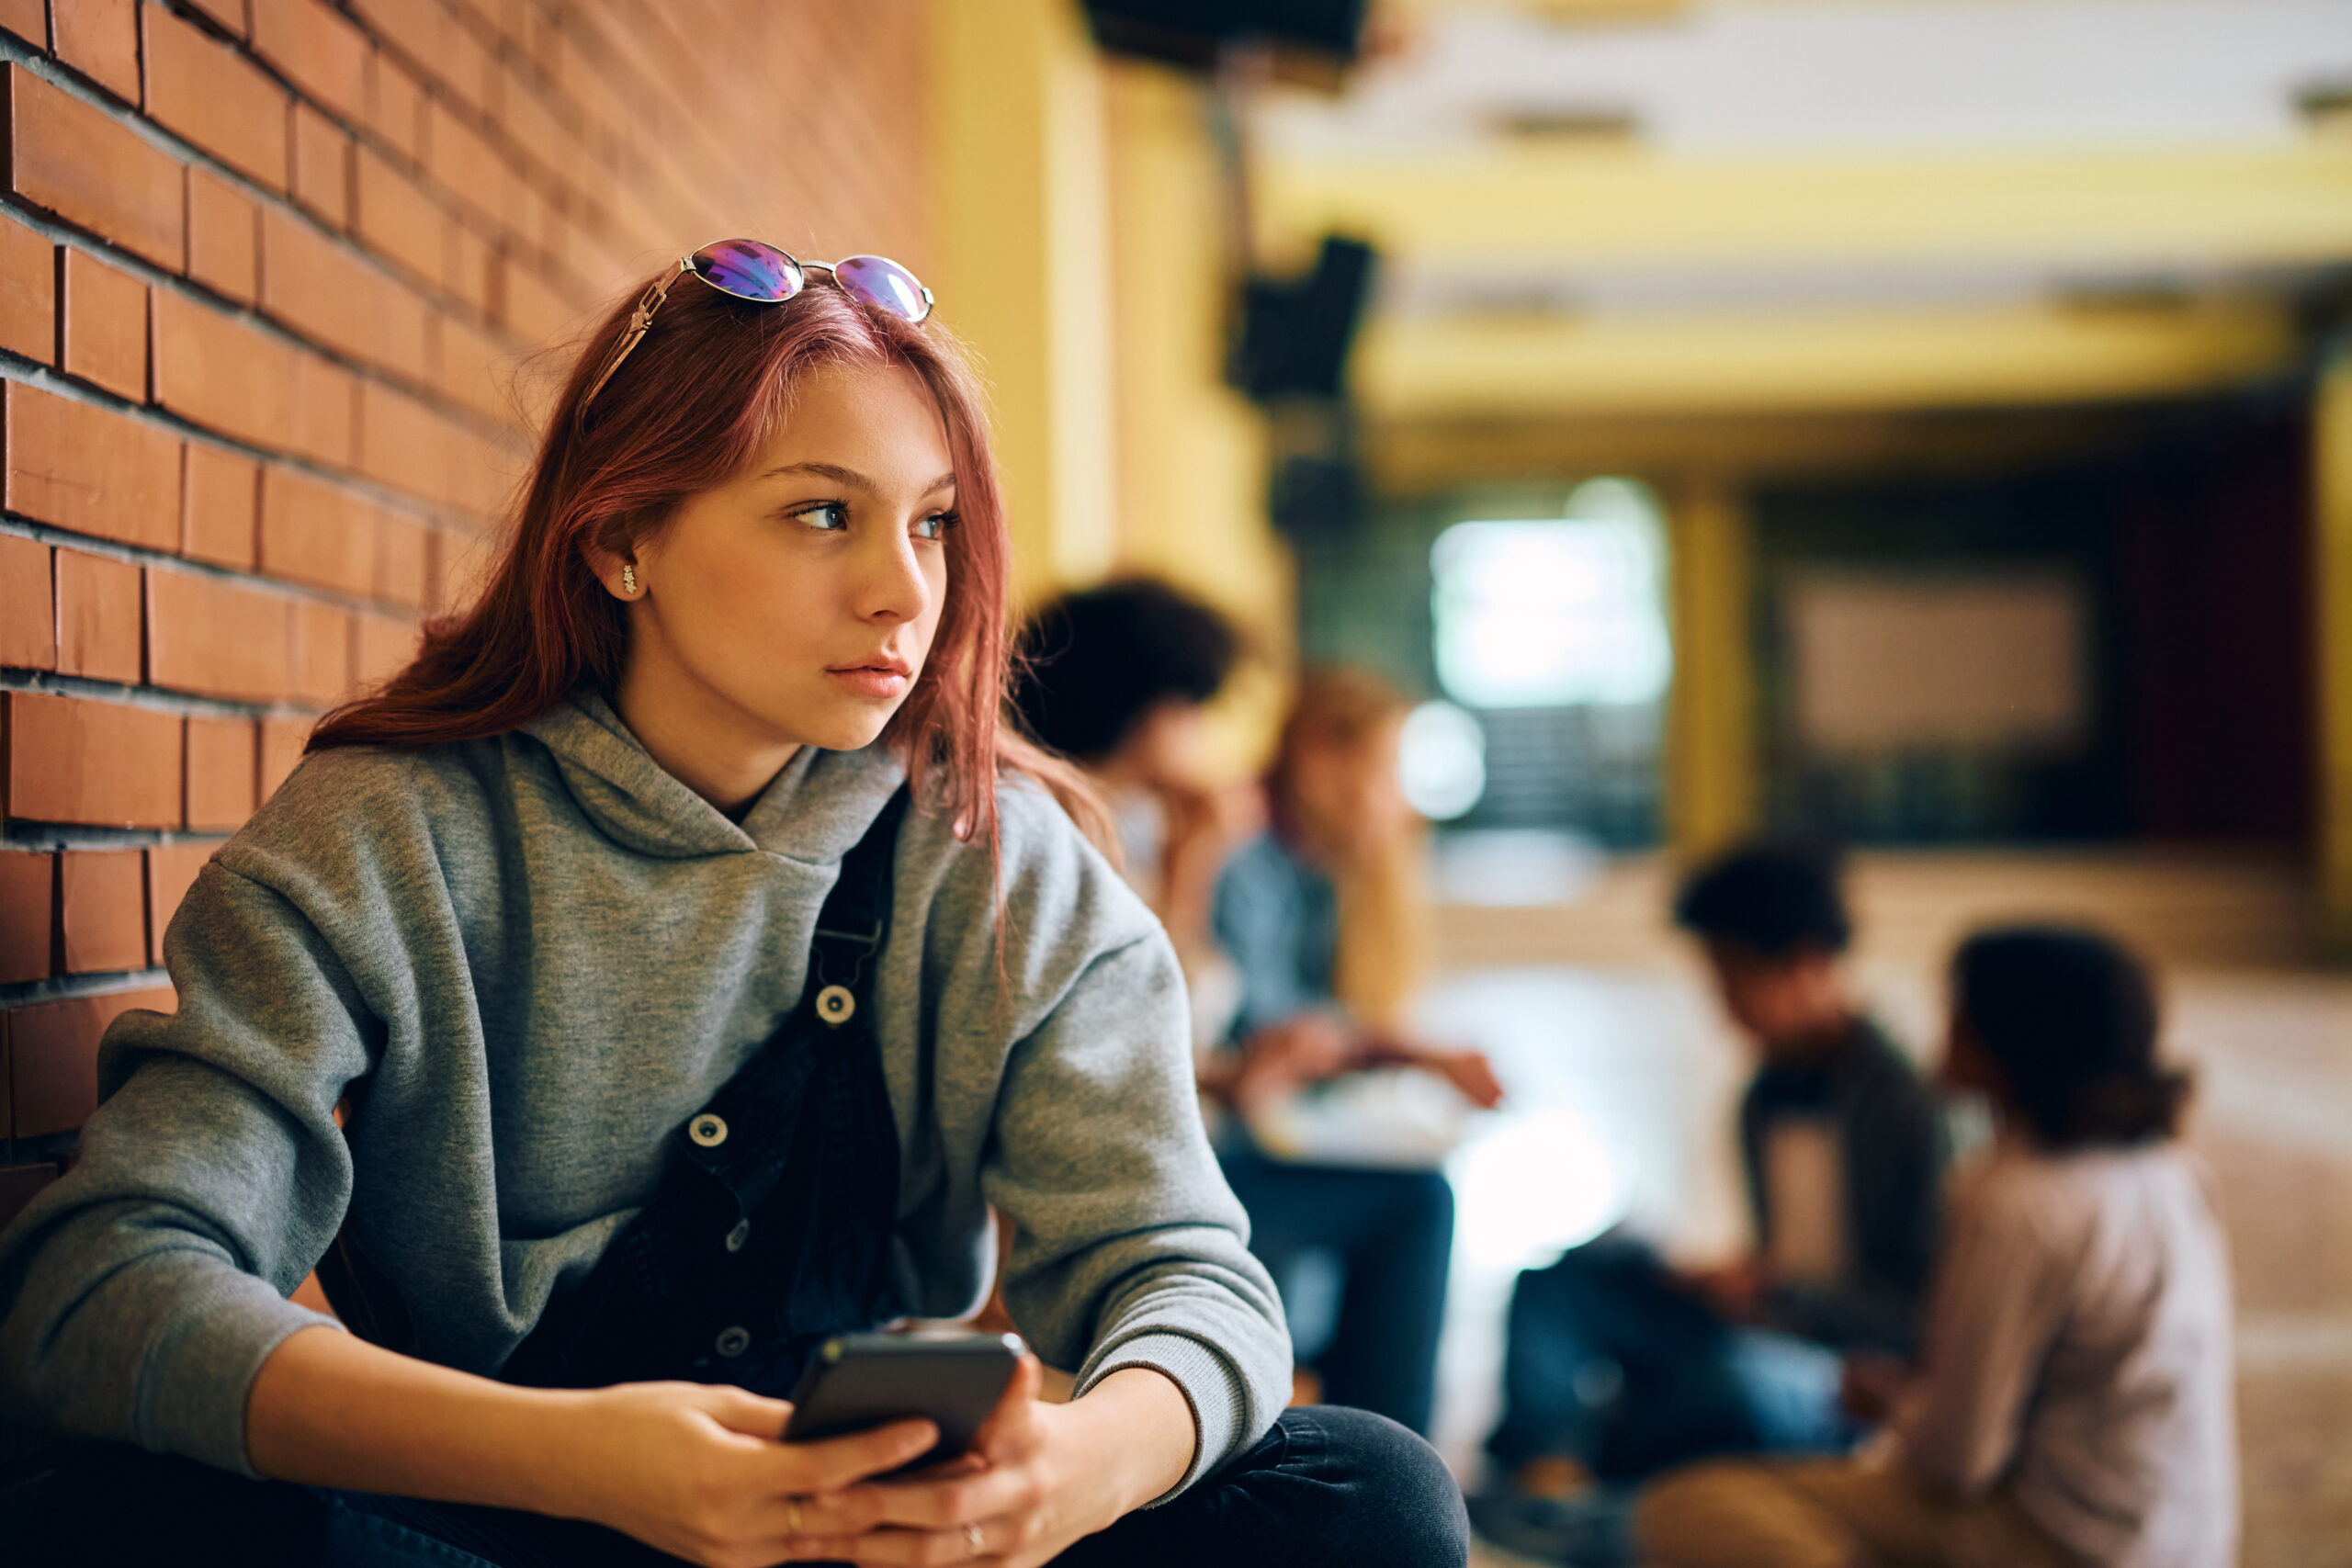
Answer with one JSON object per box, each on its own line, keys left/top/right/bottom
{"left": 621, "top": 562, "right": 639, "bottom": 596}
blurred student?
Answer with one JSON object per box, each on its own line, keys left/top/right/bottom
{"left": 1011, "top": 580, "right": 1254, "bottom": 1045}
{"left": 1640, "top": 926, "right": 2236, "bottom": 1568}
{"left": 1209, "top": 668, "right": 1505, "bottom": 1437}
{"left": 1484, "top": 843, "right": 1943, "bottom": 1502}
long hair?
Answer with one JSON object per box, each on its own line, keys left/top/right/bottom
{"left": 1954, "top": 924, "right": 2191, "bottom": 1148}
{"left": 1268, "top": 668, "right": 1428, "bottom": 1032}
{"left": 311, "top": 259, "right": 1098, "bottom": 852}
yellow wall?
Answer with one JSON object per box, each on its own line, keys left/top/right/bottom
{"left": 1665, "top": 477, "right": 1758, "bottom": 855}
{"left": 2319, "top": 342, "right": 2352, "bottom": 953}
{"left": 927, "top": 0, "right": 1117, "bottom": 603}
{"left": 928, "top": 4, "right": 1290, "bottom": 694}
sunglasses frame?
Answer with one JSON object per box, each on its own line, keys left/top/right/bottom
{"left": 578, "top": 242, "right": 933, "bottom": 415}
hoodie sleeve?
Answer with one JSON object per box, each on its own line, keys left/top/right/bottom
{"left": 950, "top": 790, "right": 1291, "bottom": 1501}
{"left": 0, "top": 862, "right": 372, "bottom": 1474}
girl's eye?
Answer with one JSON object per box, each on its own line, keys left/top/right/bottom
{"left": 913, "top": 511, "right": 957, "bottom": 542}
{"left": 792, "top": 502, "right": 850, "bottom": 532}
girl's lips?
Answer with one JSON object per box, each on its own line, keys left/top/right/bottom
{"left": 828, "top": 665, "right": 910, "bottom": 699}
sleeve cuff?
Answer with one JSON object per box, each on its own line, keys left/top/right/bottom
{"left": 1072, "top": 1329, "right": 1252, "bottom": 1505}
{"left": 136, "top": 1269, "right": 344, "bottom": 1478}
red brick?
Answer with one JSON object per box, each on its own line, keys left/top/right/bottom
{"left": 350, "top": 0, "right": 450, "bottom": 89}
{"left": 356, "top": 381, "right": 450, "bottom": 503}
{"left": 363, "top": 51, "right": 424, "bottom": 163}
{"left": 2, "top": 66, "right": 186, "bottom": 269}
{"left": 184, "top": 716, "right": 256, "bottom": 830}
{"left": 498, "top": 256, "right": 571, "bottom": 348}
{"left": 59, "top": 247, "right": 148, "bottom": 400}
{"left": 0, "top": 851, "right": 52, "bottom": 983}
{"left": 180, "top": 0, "right": 248, "bottom": 37}
{"left": 2, "top": 382, "right": 181, "bottom": 550}
{"left": 435, "top": 310, "right": 505, "bottom": 421}
{"left": 145, "top": 568, "right": 292, "bottom": 702}
{"left": 53, "top": 547, "right": 141, "bottom": 683}
{"left": 443, "top": 220, "right": 494, "bottom": 315}
{"left": 183, "top": 444, "right": 258, "bottom": 569}
{"left": 0, "top": 1163, "right": 62, "bottom": 1232}
{"left": 288, "top": 350, "right": 357, "bottom": 468}
{"left": 0, "top": 215, "right": 53, "bottom": 363}
{"left": 352, "top": 609, "right": 414, "bottom": 688}
{"left": 259, "top": 715, "right": 307, "bottom": 798}
{"left": 8, "top": 984, "right": 175, "bottom": 1135}
{"left": 142, "top": 6, "right": 291, "bottom": 192}
{"left": 51, "top": 0, "right": 142, "bottom": 103}
{"left": 3, "top": 691, "right": 182, "bottom": 828}
{"left": 288, "top": 595, "right": 348, "bottom": 703}
{"left": 288, "top": 102, "right": 352, "bottom": 230}
{"left": 259, "top": 465, "right": 374, "bottom": 594}
{"left": 423, "top": 99, "right": 508, "bottom": 227}
{"left": 376, "top": 510, "right": 430, "bottom": 606}
{"left": 60, "top": 849, "right": 146, "bottom": 972}
{"left": 352, "top": 144, "right": 444, "bottom": 286}
{"left": 0, "top": 533, "right": 53, "bottom": 669}
{"left": 146, "top": 840, "right": 215, "bottom": 964}
{"left": 259, "top": 208, "right": 429, "bottom": 382}
{"left": 0, "top": 1, "right": 42, "bottom": 48}
{"left": 185, "top": 165, "right": 259, "bottom": 306}
{"left": 152, "top": 288, "right": 293, "bottom": 448}
{"left": 251, "top": 0, "right": 370, "bottom": 121}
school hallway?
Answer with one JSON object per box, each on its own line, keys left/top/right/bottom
{"left": 1421, "top": 850, "right": 2352, "bottom": 1568}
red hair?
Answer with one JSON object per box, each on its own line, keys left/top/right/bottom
{"left": 312, "top": 262, "right": 1095, "bottom": 852}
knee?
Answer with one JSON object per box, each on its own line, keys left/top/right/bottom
{"left": 1301, "top": 1406, "right": 1469, "bottom": 1566}
{"left": 1634, "top": 1459, "right": 1763, "bottom": 1568}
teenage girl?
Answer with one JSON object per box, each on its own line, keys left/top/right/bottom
{"left": 0, "top": 242, "right": 1468, "bottom": 1568}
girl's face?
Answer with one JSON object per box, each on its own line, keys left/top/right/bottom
{"left": 1288, "top": 717, "right": 1411, "bottom": 863}
{"left": 617, "top": 359, "right": 955, "bottom": 773}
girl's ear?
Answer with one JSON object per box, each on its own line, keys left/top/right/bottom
{"left": 582, "top": 538, "right": 639, "bottom": 601}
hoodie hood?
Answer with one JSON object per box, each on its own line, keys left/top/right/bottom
{"left": 518, "top": 690, "right": 907, "bottom": 864}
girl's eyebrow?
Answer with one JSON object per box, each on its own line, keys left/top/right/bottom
{"left": 761, "top": 460, "right": 957, "bottom": 494}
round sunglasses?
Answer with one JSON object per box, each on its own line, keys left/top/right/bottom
{"left": 579, "top": 240, "right": 933, "bottom": 413}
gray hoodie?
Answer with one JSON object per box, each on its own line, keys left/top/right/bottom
{"left": 0, "top": 694, "right": 1291, "bottom": 1496}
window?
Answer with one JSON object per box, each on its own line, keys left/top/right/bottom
{"left": 1430, "top": 479, "right": 1671, "bottom": 711}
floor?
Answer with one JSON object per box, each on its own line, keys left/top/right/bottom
{"left": 1415, "top": 848, "right": 2352, "bottom": 1568}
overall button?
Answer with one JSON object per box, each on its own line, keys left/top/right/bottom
{"left": 724, "top": 1218, "right": 752, "bottom": 1253}
{"left": 815, "top": 985, "right": 856, "bottom": 1026}
{"left": 714, "top": 1325, "right": 752, "bottom": 1358}
{"left": 688, "top": 1113, "right": 728, "bottom": 1147}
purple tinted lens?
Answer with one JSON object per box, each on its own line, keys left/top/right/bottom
{"left": 692, "top": 239, "right": 802, "bottom": 301}
{"left": 834, "top": 255, "right": 930, "bottom": 322}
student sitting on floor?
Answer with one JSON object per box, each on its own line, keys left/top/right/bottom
{"left": 1639, "top": 924, "right": 2237, "bottom": 1568}
{"left": 1482, "top": 842, "right": 1944, "bottom": 1528}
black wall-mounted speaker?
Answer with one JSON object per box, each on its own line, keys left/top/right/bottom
{"left": 1080, "top": 0, "right": 1369, "bottom": 69}
{"left": 1228, "top": 234, "right": 1376, "bottom": 401}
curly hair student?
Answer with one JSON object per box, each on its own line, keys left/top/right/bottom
{"left": 0, "top": 242, "right": 1468, "bottom": 1568}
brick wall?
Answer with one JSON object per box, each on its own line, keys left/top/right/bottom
{"left": 0, "top": 0, "right": 927, "bottom": 1225}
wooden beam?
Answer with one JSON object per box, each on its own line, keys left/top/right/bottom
{"left": 1261, "top": 143, "right": 2352, "bottom": 270}
{"left": 1353, "top": 299, "right": 2298, "bottom": 420}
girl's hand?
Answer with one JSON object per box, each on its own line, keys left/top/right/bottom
{"left": 783, "top": 1359, "right": 1195, "bottom": 1565}
{"left": 560, "top": 1381, "right": 940, "bottom": 1568}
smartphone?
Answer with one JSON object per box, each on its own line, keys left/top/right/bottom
{"left": 782, "top": 1329, "right": 1024, "bottom": 1468}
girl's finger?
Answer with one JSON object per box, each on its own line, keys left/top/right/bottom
{"left": 778, "top": 1416, "right": 941, "bottom": 1492}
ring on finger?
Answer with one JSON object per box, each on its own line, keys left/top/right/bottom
{"left": 964, "top": 1520, "right": 985, "bottom": 1558}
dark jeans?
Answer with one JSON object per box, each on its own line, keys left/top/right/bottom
{"left": 1218, "top": 1146, "right": 1454, "bottom": 1437}
{"left": 14, "top": 1405, "right": 1468, "bottom": 1568}
{"left": 1486, "top": 1234, "right": 1851, "bottom": 1482}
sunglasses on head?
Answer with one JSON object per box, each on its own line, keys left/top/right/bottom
{"left": 579, "top": 239, "right": 933, "bottom": 413}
